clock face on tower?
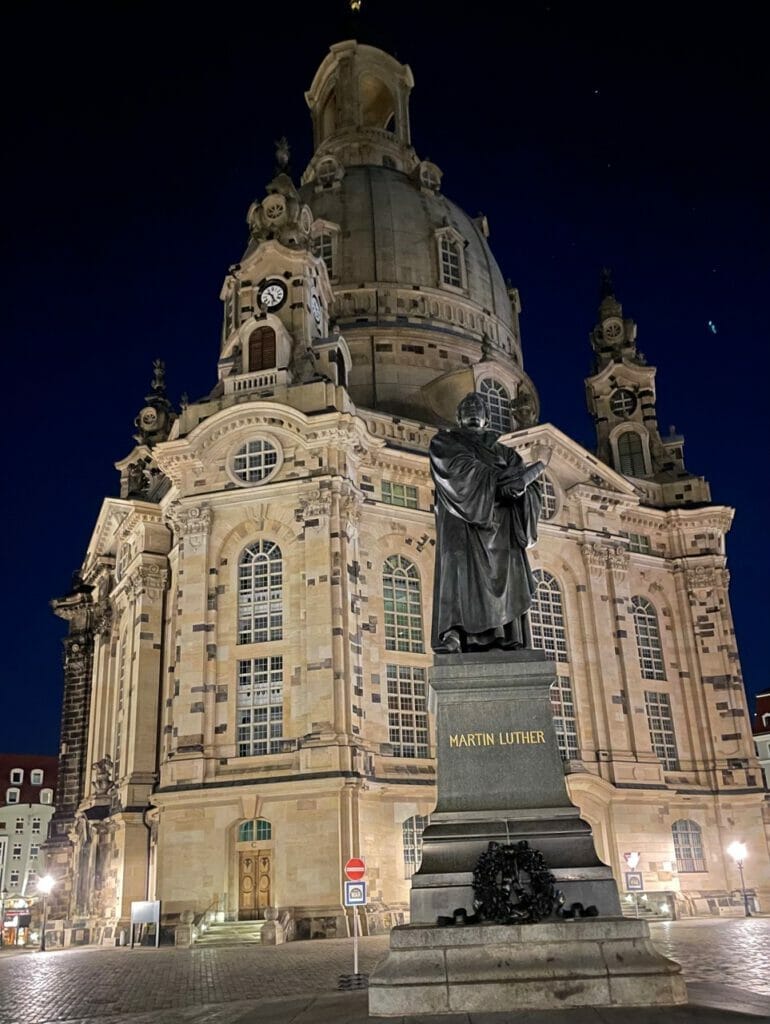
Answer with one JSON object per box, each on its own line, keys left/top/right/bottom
{"left": 258, "top": 279, "right": 287, "bottom": 312}
{"left": 310, "top": 294, "right": 322, "bottom": 325}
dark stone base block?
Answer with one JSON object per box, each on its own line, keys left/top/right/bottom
{"left": 368, "top": 919, "right": 688, "bottom": 1015}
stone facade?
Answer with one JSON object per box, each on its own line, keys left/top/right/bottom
{"left": 47, "top": 40, "right": 769, "bottom": 946}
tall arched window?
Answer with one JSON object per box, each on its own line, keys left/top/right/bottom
{"left": 530, "top": 570, "right": 568, "bottom": 663}
{"left": 672, "top": 819, "right": 705, "bottom": 872}
{"left": 248, "top": 326, "right": 276, "bottom": 373}
{"left": 383, "top": 555, "right": 424, "bottom": 653}
{"left": 479, "top": 378, "right": 512, "bottom": 433}
{"left": 617, "top": 430, "right": 646, "bottom": 476}
{"left": 632, "top": 596, "right": 665, "bottom": 680}
{"left": 238, "top": 541, "right": 283, "bottom": 644}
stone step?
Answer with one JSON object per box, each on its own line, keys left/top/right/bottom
{"left": 195, "top": 920, "right": 266, "bottom": 945}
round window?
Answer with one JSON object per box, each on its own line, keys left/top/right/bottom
{"left": 231, "top": 438, "right": 281, "bottom": 485}
{"left": 610, "top": 388, "right": 637, "bottom": 418}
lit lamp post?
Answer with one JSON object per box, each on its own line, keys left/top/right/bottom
{"left": 0, "top": 888, "right": 8, "bottom": 948}
{"left": 726, "top": 841, "right": 751, "bottom": 918}
{"left": 37, "top": 875, "right": 55, "bottom": 952}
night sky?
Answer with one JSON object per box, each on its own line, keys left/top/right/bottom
{"left": 2, "top": 2, "right": 767, "bottom": 755}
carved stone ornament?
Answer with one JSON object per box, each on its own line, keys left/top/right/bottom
{"left": 127, "top": 563, "right": 169, "bottom": 602}
{"left": 582, "top": 543, "right": 609, "bottom": 579}
{"left": 91, "top": 755, "right": 115, "bottom": 796}
{"left": 581, "top": 542, "right": 628, "bottom": 579}
{"left": 93, "top": 600, "right": 113, "bottom": 638}
{"left": 606, "top": 545, "right": 630, "bottom": 576}
{"left": 684, "top": 565, "right": 729, "bottom": 592}
{"left": 298, "top": 490, "right": 332, "bottom": 520}
{"left": 341, "top": 493, "right": 363, "bottom": 538}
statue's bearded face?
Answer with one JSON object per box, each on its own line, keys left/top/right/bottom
{"left": 457, "top": 395, "right": 488, "bottom": 431}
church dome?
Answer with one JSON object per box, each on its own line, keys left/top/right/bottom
{"left": 299, "top": 164, "right": 515, "bottom": 343}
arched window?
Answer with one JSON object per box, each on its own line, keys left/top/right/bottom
{"left": 479, "top": 378, "right": 512, "bottom": 433}
{"left": 632, "top": 596, "right": 665, "bottom": 680}
{"left": 383, "top": 556, "right": 424, "bottom": 653}
{"left": 439, "top": 236, "right": 463, "bottom": 288}
{"left": 238, "top": 818, "right": 272, "bottom": 842}
{"left": 672, "top": 819, "right": 705, "bottom": 872}
{"left": 617, "top": 430, "right": 646, "bottom": 477}
{"left": 360, "top": 74, "right": 395, "bottom": 129}
{"left": 335, "top": 349, "right": 347, "bottom": 388}
{"left": 402, "top": 814, "right": 430, "bottom": 878}
{"left": 530, "top": 570, "right": 568, "bottom": 663}
{"left": 248, "top": 326, "right": 276, "bottom": 373}
{"left": 238, "top": 541, "right": 283, "bottom": 644}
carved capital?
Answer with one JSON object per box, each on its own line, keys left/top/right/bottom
{"left": 684, "top": 565, "right": 730, "bottom": 592}
{"left": 581, "top": 542, "right": 628, "bottom": 579}
{"left": 297, "top": 490, "right": 332, "bottom": 521}
{"left": 166, "top": 503, "right": 212, "bottom": 551}
{"left": 606, "top": 545, "right": 630, "bottom": 576}
{"left": 581, "top": 543, "right": 608, "bottom": 578}
{"left": 126, "top": 563, "right": 169, "bottom": 602}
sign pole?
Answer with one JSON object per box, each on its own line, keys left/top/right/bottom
{"left": 343, "top": 857, "right": 366, "bottom": 979}
{"left": 353, "top": 904, "right": 359, "bottom": 976}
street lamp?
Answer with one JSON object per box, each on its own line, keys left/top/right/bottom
{"left": 37, "top": 875, "right": 55, "bottom": 952}
{"left": 726, "top": 841, "right": 751, "bottom": 918}
{"left": 0, "top": 888, "right": 8, "bottom": 948}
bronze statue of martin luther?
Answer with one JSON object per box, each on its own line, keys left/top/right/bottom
{"left": 429, "top": 392, "right": 550, "bottom": 654}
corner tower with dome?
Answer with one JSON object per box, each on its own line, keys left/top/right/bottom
{"left": 45, "top": 40, "right": 768, "bottom": 946}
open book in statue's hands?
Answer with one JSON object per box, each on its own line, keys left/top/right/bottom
{"left": 498, "top": 460, "right": 546, "bottom": 500}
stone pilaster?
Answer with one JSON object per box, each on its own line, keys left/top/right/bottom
{"left": 45, "top": 577, "right": 96, "bottom": 926}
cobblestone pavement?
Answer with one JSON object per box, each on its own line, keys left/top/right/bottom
{"left": 0, "top": 919, "right": 767, "bottom": 1024}
{"left": 648, "top": 918, "right": 770, "bottom": 996}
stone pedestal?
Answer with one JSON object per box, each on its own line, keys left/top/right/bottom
{"left": 410, "top": 649, "right": 620, "bottom": 923}
{"left": 368, "top": 920, "right": 687, "bottom": 1015}
{"left": 369, "top": 650, "right": 686, "bottom": 1014}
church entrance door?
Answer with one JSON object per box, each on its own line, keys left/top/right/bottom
{"left": 238, "top": 850, "right": 272, "bottom": 920}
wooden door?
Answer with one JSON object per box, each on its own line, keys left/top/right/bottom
{"left": 239, "top": 850, "right": 272, "bottom": 920}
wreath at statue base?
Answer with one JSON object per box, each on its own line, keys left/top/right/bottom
{"left": 436, "top": 840, "right": 599, "bottom": 926}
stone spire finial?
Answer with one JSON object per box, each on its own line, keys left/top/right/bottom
{"left": 151, "top": 358, "right": 166, "bottom": 394}
{"left": 133, "top": 358, "right": 175, "bottom": 448}
{"left": 275, "top": 136, "right": 291, "bottom": 174}
{"left": 599, "top": 267, "right": 615, "bottom": 300}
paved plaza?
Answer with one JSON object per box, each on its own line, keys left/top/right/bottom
{"left": 0, "top": 919, "right": 768, "bottom": 1024}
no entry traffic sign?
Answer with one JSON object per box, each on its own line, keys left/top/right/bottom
{"left": 344, "top": 857, "right": 365, "bottom": 881}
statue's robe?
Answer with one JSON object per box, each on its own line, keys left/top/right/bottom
{"left": 429, "top": 427, "right": 542, "bottom": 650}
